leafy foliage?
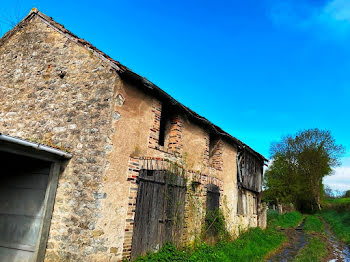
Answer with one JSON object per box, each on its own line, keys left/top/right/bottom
{"left": 345, "top": 190, "right": 350, "bottom": 198}
{"left": 264, "top": 128, "right": 344, "bottom": 212}
{"left": 202, "top": 208, "right": 230, "bottom": 242}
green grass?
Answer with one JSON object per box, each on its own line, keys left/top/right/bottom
{"left": 303, "top": 215, "right": 324, "bottom": 233}
{"left": 268, "top": 210, "right": 303, "bottom": 229}
{"left": 320, "top": 209, "right": 350, "bottom": 244}
{"left": 294, "top": 215, "right": 327, "bottom": 261}
{"left": 294, "top": 237, "right": 327, "bottom": 262}
{"left": 324, "top": 197, "right": 350, "bottom": 205}
{"left": 134, "top": 228, "right": 285, "bottom": 262}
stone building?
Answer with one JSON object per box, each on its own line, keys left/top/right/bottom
{"left": 0, "top": 8, "right": 267, "bottom": 262}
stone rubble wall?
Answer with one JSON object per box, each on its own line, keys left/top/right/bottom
{"left": 0, "top": 16, "right": 118, "bottom": 261}
{"left": 0, "top": 14, "right": 264, "bottom": 262}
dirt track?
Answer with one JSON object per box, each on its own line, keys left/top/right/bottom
{"left": 266, "top": 218, "right": 350, "bottom": 262}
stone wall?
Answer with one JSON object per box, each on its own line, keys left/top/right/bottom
{"left": 0, "top": 16, "right": 118, "bottom": 261}
{"left": 0, "top": 12, "right": 264, "bottom": 262}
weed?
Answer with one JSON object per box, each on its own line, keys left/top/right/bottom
{"left": 202, "top": 208, "right": 231, "bottom": 243}
{"left": 134, "top": 228, "right": 285, "bottom": 262}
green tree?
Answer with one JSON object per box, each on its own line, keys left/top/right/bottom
{"left": 264, "top": 129, "right": 345, "bottom": 212}
{"left": 344, "top": 190, "right": 350, "bottom": 198}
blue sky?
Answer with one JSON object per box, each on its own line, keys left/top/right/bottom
{"left": 0, "top": 0, "right": 349, "bottom": 191}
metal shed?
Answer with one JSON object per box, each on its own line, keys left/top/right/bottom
{"left": 0, "top": 134, "right": 71, "bottom": 262}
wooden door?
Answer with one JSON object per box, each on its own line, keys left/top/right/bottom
{"left": 0, "top": 153, "right": 51, "bottom": 262}
{"left": 131, "top": 170, "right": 186, "bottom": 260}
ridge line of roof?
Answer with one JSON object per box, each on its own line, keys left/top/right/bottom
{"left": 0, "top": 8, "right": 268, "bottom": 162}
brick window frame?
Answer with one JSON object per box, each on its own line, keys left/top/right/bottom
{"left": 209, "top": 136, "right": 224, "bottom": 171}
{"left": 148, "top": 100, "right": 183, "bottom": 155}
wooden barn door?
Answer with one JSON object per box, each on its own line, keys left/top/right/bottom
{"left": 131, "top": 170, "right": 186, "bottom": 259}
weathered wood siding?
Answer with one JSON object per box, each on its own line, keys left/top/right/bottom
{"left": 237, "top": 149, "right": 263, "bottom": 192}
{"left": 131, "top": 170, "right": 186, "bottom": 260}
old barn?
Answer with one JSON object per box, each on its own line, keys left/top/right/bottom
{"left": 0, "top": 9, "right": 267, "bottom": 262}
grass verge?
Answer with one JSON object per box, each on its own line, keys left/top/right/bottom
{"left": 134, "top": 228, "right": 285, "bottom": 262}
{"left": 294, "top": 215, "right": 327, "bottom": 261}
{"left": 267, "top": 210, "right": 303, "bottom": 229}
{"left": 294, "top": 236, "right": 327, "bottom": 262}
{"left": 303, "top": 215, "right": 324, "bottom": 233}
{"left": 324, "top": 197, "right": 350, "bottom": 205}
{"left": 320, "top": 209, "right": 350, "bottom": 244}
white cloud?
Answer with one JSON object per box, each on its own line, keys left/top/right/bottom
{"left": 267, "top": 0, "right": 350, "bottom": 38}
{"left": 324, "top": 158, "right": 350, "bottom": 192}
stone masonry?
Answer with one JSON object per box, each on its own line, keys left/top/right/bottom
{"left": 0, "top": 9, "right": 267, "bottom": 262}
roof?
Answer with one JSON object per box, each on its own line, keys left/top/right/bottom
{"left": 0, "top": 8, "right": 268, "bottom": 162}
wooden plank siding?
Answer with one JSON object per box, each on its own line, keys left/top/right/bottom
{"left": 238, "top": 149, "right": 263, "bottom": 193}
{"left": 131, "top": 170, "right": 186, "bottom": 260}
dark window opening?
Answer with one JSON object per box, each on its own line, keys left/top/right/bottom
{"left": 253, "top": 196, "right": 257, "bottom": 215}
{"left": 206, "top": 184, "right": 220, "bottom": 212}
{"left": 237, "top": 189, "right": 244, "bottom": 215}
{"left": 158, "top": 104, "right": 170, "bottom": 146}
{"left": 209, "top": 133, "right": 219, "bottom": 158}
{"left": 205, "top": 184, "right": 221, "bottom": 239}
{"left": 158, "top": 103, "right": 177, "bottom": 147}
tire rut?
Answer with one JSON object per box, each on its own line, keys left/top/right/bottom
{"left": 322, "top": 219, "right": 350, "bottom": 262}
{"left": 266, "top": 219, "right": 307, "bottom": 262}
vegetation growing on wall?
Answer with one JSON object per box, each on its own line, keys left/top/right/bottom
{"left": 202, "top": 208, "right": 231, "bottom": 243}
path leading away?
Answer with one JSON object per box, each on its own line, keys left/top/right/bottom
{"left": 267, "top": 218, "right": 350, "bottom": 262}
{"left": 323, "top": 220, "right": 350, "bottom": 262}
{"left": 267, "top": 219, "right": 307, "bottom": 262}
